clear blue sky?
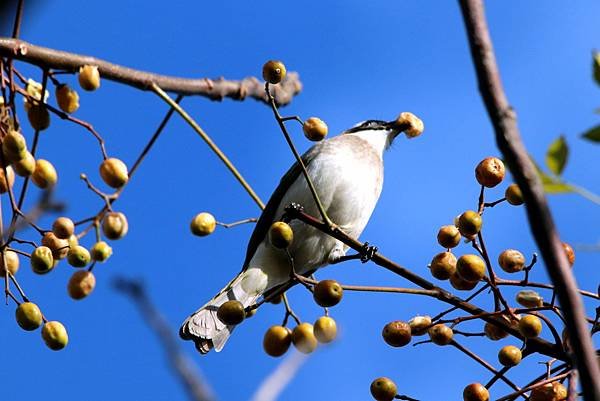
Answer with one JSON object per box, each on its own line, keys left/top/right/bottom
{"left": 1, "top": 1, "right": 599, "bottom": 400}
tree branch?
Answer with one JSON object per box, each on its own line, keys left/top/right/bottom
{"left": 0, "top": 38, "right": 302, "bottom": 106}
{"left": 458, "top": 1, "right": 600, "bottom": 400}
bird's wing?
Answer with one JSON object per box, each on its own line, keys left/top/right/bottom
{"left": 241, "top": 144, "right": 322, "bottom": 270}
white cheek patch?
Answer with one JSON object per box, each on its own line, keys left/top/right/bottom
{"left": 241, "top": 268, "right": 268, "bottom": 296}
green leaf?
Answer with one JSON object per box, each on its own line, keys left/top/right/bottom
{"left": 530, "top": 156, "right": 574, "bottom": 194}
{"left": 582, "top": 125, "right": 600, "bottom": 143}
{"left": 545, "top": 136, "right": 568, "bottom": 176}
{"left": 594, "top": 51, "right": 600, "bottom": 86}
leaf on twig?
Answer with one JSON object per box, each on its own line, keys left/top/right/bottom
{"left": 545, "top": 136, "right": 568, "bottom": 176}
{"left": 531, "top": 156, "right": 574, "bottom": 194}
{"left": 581, "top": 125, "right": 600, "bottom": 143}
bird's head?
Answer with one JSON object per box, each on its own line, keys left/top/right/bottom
{"left": 344, "top": 112, "right": 424, "bottom": 152}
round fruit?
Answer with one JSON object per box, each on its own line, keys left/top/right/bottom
{"left": 262, "top": 60, "right": 287, "bottom": 84}
{"left": 516, "top": 290, "right": 543, "bottom": 308}
{"left": 190, "top": 212, "right": 216, "bottom": 237}
{"left": 463, "top": 383, "right": 490, "bottom": 401}
{"left": 450, "top": 272, "right": 478, "bottom": 291}
{"left": 530, "top": 382, "right": 567, "bottom": 401}
{"left": 268, "top": 221, "right": 293, "bottom": 248}
{"left": 13, "top": 151, "right": 35, "bottom": 177}
{"left": 484, "top": 321, "right": 509, "bottom": 341}
{"left": 15, "top": 302, "right": 43, "bottom": 331}
{"left": 67, "top": 270, "right": 96, "bottom": 300}
{"left": 408, "top": 315, "right": 432, "bottom": 336}
{"left": 457, "top": 210, "right": 482, "bottom": 237}
{"left": 0, "top": 166, "right": 15, "bottom": 193}
{"left": 437, "top": 225, "right": 461, "bottom": 249}
{"left": 52, "top": 217, "right": 75, "bottom": 239}
{"left": 99, "top": 158, "right": 129, "bottom": 188}
{"left": 90, "top": 241, "right": 112, "bottom": 262}
{"left": 102, "top": 212, "right": 129, "bottom": 240}
{"left": 475, "top": 157, "right": 505, "bottom": 188}
{"left": 78, "top": 65, "right": 101, "bottom": 91}
{"left": 428, "top": 323, "right": 453, "bottom": 345}
{"left": 518, "top": 315, "right": 543, "bottom": 338}
{"left": 27, "top": 104, "right": 50, "bottom": 131}
{"left": 303, "top": 117, "right": 328, "bottom": 141}
{"left": 42, "top": 232, "right": 69, "bottom": 260}
{"left": 313, "top": 279, "right": 343, "bottom": 307}
{"left": 0, "top": 250, "right": 20, "bottom": 277}
{"left": 216, "top": 300, "right": 245, "bottom": 325}
{"left": 382, "top": 321, "right": 411, "bottom": 347}
{"left": 498, "top": 345, "right": 522, "bottom": 367}
{"left": 67, "top": 245, "right": 91, "bottom": 268}
{"left": 393, "top": 112, "right": 424, "bottom": 138}
{"left": 41, "top": 321, "right": 68, "bottom": 350}
{"left": 370, "top": 377, "right": 397, "bottom": 401}
{"left": 505, "top": 184, "right": 524, "bottom": 205}
{"left": 430, "top": 251, "right": 457, "bottom": 280}
{"left": 263, "top": 325, "right": 292, "bottom": 357}
{"left": 30, "top": 246, "right": 54, "bottom": 274}
{"left": 498, "top": 249, "right": 525, "bottom": 273}
{"left": 55, "top": 84, "right": 80, "bottom": 113}
{"left": 562, "top": 242, "right": 575, "bottom": 267}
{"left": 314, "top": 316, "right": 337, "bottom": 343}
{"left": 2, "top": 130, "right": 27, "bottom": 162}
{"left": 456, "top": 254, "right": 486, "bottom": 282}
{"left": 32, "top": 159, "right": 58, "bottom": 188}
{"left": 291, "top": 323, "right": 317, "bottom": 354}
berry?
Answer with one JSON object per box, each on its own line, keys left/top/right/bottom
{"left": 562, "top": 242, "right": 575, "bottom": 267}
{"left": 313, "top": 279, "right": 343, "bottom": 307}
{"left": 30, "top": 246, "right": 54, "bottom": 274}
{"left": 450, "top": 272, "right": 478, "bottom": 291}
{"left": 15, "top": 302, "right": 43, "bottom": 331}
{"left": 518, "top": 315, "right": 542, "bottom": 338}
{"left": 428, "top": 323, "right": 453, "bottom": 345}
{"left": 498, "top": 249, "right": 525, "bottom": 273}
{"left": 370, "top": 377, "right": 397, "bottom": 401}
{"left": 2, "top": 130, "right": 27, "bottom": 162}
{"left": 41, "top": 321, "right": 68, "bottom": 350}
{"left": 99, "top": 158, "right": 129, "bottom": 188}
{"left": 457, "top": 210, "right": 482, "bottom": 237}
{"left": 530, "top": 382, "right": 567, "bottom": 401}
{"left": 382, "top": 321, "right": 411, "bottom": 347}
{"left": 437, "top": 225, "right": 461, "bottom": 249}
{"left": 430, "top": 251, "right": 457, "bottom": 280}
{"left": 314, "top": 316, "right": 337, "bottom": 343}
{"left": 393, "top": 112, "right": 424, "bottom": 138}
{"left": 27, "top": 104, "right": 50, "bottom": 131}
{"left": 102, "top": 212, "right": 129, "bottom": 240}
{"left": 216, "top": 300, "right": 245, "bottom": 325}
{"left": 484, "top": 321, "right": 509, "bottom": 341}
{"left": 263, "top": 325, "right": 292, "bottom": 357}
{"left": 303, "top": 117, "right": 328, "bottom": 141}
{"left": 463, "top": 383, "right": 490, "bottom": 401}
{"left": 78, "top": 65, "right": 101, "bottom": 91}
{"left": 55, "top": 84, "right": 80, "bottom": 113}
{"left": 190, "top": 212, "right": 216, "bottom": 237}
{"left": 32, "top": 159, "right": 58, "bottom": 188}
{"left": 52, "top": 217, "right": 75, "bottom": 239}
{"left": 13, "top": 151, "right": 35, "bottom": 177}
{"left": 456, "top": 254, "right": 486, "bottom": 282}
{"left": 262, "top": 60, "right": 287, "bottom": 84}
{"left": 90, "top": 241, "right": 112, "bottom": 262}
{"left": 505, "top": 184, "right": 524, "bottom": 205}
{"left": 291, "top": 323, "right": 317, "bottom": 354}
{"left": 408, "top": 315, "right": 432, "bottom": 336}
{"left": 0, "top": 166, "right": 15, "bottom": 194}
{"left": 268, "top": 221, "right": 293, "bottom": 248}
{"left": 516, "top": 290, "right": 543, "bottom": 308}
{"left": 498, "top": 345, "right": 522, "bottom": 367}
{"left": 67, "top": 270, "right": 96, "bottom": 300}
{"left": 475, "top": 157, "right": 505, "bottom": 188}
{"left": 42, "top": 232, "right": 69, "bottom": 260}
{"left": 67, "top": 245, "right": 91, "bottom": 268}
{"left": 0, "top": 250, "right": 20, "bottom": 277}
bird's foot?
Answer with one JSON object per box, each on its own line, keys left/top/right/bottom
{"left": 283, "top": 203, "right": 304, "bottom": 222}
{"left": 359, "top": 242, "right": 378, "bottom": 263}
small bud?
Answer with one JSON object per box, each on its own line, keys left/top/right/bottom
{"left": 370, "top": 377, "right": 397, "bottom": 401}
{"left": 463, "top": 383, "right": 490, "bottom": 401}
{"left": 190, "top": 212, "right": 216, "bottom": 237}
{"left": 437, "top": 225, "right": 461, "bottom": 249}
{"left": 269, "top": 221, "right": 294, "bottom": 249}
{"left": 382, "top": 321, "right": 412, "bottom": 347}
{"left": 456, "top": 254, "right": 486, "bottom": 282}
{"left": 408, "top": 315, "right": 432, "bottom": 336}
{"left": 102, "top": 212, "right": 129, "bottom": 240}
{"left": 217, "top": 300, "right": 245, "bottom": 325}
{"left": 313, "top": 279, "right": 343, "bottom": 307}
{"left": 55, "top": 84, "right": 80, "bottom": 113}
{"left": 52, "top": 217, "right": 75, "bottom": 239}
{"left": 41, "top": 321, "right": 69, "bottom": 350}
{"left": 428, "top": 323, "right": 453, "bottom": 345}
{"left": 32, "top": 159, "right": 58, "bottom": 188}
{"left": 303, "top": 117, "right": 328, "bottom": 141}
{"left": 505, "top": 184, "right": 524, "bottom": 205}
{"left": 15, "top": 302, "right": 43, "bottom": 331}
{"left": 0, "top": 250, "right": 20, "bottom": 277}
{"left": 262, "top": 60, "right": 287, "bottom": 84}
{"left": 27, "top": 104, "right": 50, "bottom": 131}
{"left": 393, "top": 112, "right": 424, "bottom": 138}
{"left": 291, "top": 323, "right": 317, "bottom": 354}
{"left": 90, "top": 241, "right": 112, "bottom": 262}
{"left": 430, "top": 251, "right": 457, "bottom": 280}
{"left": 67, "top": 245, "right": 91, "bottom": 268}
{"left": 30, "top": 246, "right": 55, "bottom": 274}
{"left": 78, "top": 65, "right": 101, "bottom": 91}
{"left": 0, "top": 166, "right": 15, "bottom": 194}
{"left": 475, "top": 157, "right": 505, "bottom": 188}
{"left": 314, "top": 316, "right": 337, "bottom": 343}
{"left": 498, "top": 249, "right": 526, "bottom": 273}
{"left": 99, "top": 158, "right": 129, "bottom": 188}
{"left": 67, "top": 270, "right": 96, "bottom": 300}
{"left": 42, "top": 232, "right": 69, "bottom": 260}
{"left": 13, "top": 151, "right": 35, "bottom": 177}
{"left": 263, "top": 325, "right": 292, "bottom": 357}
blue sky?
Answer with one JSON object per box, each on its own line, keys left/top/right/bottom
{"left": 0, "top": 1, "right": 599, "bottom": 400}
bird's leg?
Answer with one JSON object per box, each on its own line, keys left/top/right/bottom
{"left": 282, "top": 202, "right": 304, "bottom": 223}
{"left": 330, "top": 242, "right": 378, "bottom": 264}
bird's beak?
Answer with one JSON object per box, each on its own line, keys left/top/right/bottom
{"left": 388, "top": 112, "right": 424, "bottom": 139}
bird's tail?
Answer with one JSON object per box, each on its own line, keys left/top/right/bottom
{"left": 179, "top": 271, "right": 262, "bottom": 354}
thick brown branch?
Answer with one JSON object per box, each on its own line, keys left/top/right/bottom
{"left": 458, "top": 1, "right": 600, "bottom": 399}
{"left": 0, "top": 38, "right": 302, "bottom": 106}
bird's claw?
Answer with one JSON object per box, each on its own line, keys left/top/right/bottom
{"left": 283, "top": 203, "right": 304, "bottom": 222}
{"left": 360, "top": 242, "right": 378, "bottom": 263}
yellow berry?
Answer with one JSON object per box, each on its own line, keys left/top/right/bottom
{"left": 190, "top": 212, "right": 216, "bottom": 237}
{"left": 55, "top": 84, "right": 80, "bottom": 113}
{"left": 67, "top": 270, "right": 96, "bottom": 300}
{"left": 498, "top": 249, "right": 526, "bottom": 273}
{"left": 32, "top": 159, "right": 58, "bottom": 188}
{"left": 484, "top": 321, "right": 509, "bottom": 341}
{"left": 52, "top": 217, "right": 75, "bottom": 240}
{"left": 457, "top": 210, "right": 482, "bottom": 237}
{"left": 516, "top": 290, "right": 543, "bottom": 308}
{"left": 78, "top": 65, "right": 101, "bottom": 91}
{"left": 15, "top": 302, "right": 43, "bottom": 331}
{"left": 303, "top": 117, "right": 328, "bottom": 141}
{"left": 90, "top": 241, "right": 112, "bottom": 262}
{"left": 262, "top": 60, "right": 287, "bottom": 84}
{"left": 0, "top": 250, "right": 20, "bottom": 277}
{"left": 292, "top": 323, "right": 317, "bottom": 354}
{"left": 314, "top": 316, "right": 337, "bottom": 343}
{"left": 562, "top": 242, "right": 575, "bottom": 267}
{"left": 41, "top": 321, "right": 68, "bottom": 350}
{"left": 450, "top": 272, "right": 478, "bottom": 291}
{"left": 41, "top": 231, "right": 69, "bottom": 260}
{"left": 518, "top": 315, "right": 542, "bottom": 338}
{"left": 13, "top": 151, "right": 35, "bottom": 177}
{"left": 382, "top": 321, "right": 411, "bottom": 347}
{"left": 313, "top": 279, "right": 343, "bottom": 307}
{"left": 99, "top": 158, "right": 129, "bottom": 188}
{"left": 27, "top": 104, "right": 50, "bottom": 131}
{"left": 505, "top": 184, "right": 524, "bottom": 205}
{"left": 428, "top": 323, "right": 453, "bottom": 345}
{"left": 408, "top": 315, "right": 432, "bottom": 336}
{"left": 463, "top": 383, "right": 490, "bottom": 401}
{"left": 217, "top": 300, "right": 245, "bottom": 325}
{"left": 268, "top": 221, "right": 293, "bottom": 248}
{"left": 0, "top": 165, "right": 15, "bottom": 193}
{"left": 475, "top": 157, "right": 505, "bottom": 188}
{"left": 263, "top": 325, "right": 292, "bottom": 357}
{"left": 67, "top": 245, "right": 91, "bottom": 268}
{"left": 393, "top": 112, "right": 424, "bottom": 138}
{"left": 30, "top": 246, "right": 54, "bottom": 274}
{"left": 456, "top": 254, "right": 486, "bottom": 282}
{"left": 437, "top": 225, "right": 461, "bottom": 249}
{"left": 2, "top": 130, "right": 27, "bottom": 162}
{"left": 102, "top": 212, "right": 129, "bottom": 240}
{"left": 430, "top": 251, "right": 457, "bottom": 280}
{"left": 370, "top": 377, "right": 397, "bottom": 401}
{"left": 498, "top": 345, "right": 522, "bottom": 367}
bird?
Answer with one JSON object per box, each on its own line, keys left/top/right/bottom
{"left": 180, "top": 112, "right": 424, "bottom": 354}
